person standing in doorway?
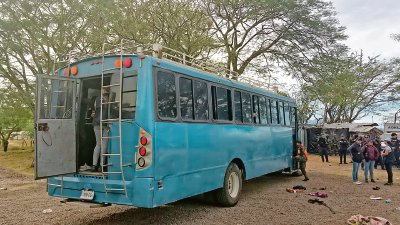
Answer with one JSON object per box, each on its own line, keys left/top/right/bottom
{"left": 295, "top": 141, "right": 309, "bottom": 181}
{"left": 338, "top": 137, "right": 349, "bottom": 164}
{"left": 361, "top": 140, "right": 379, "bottom": 183}
{"left": 382, "top": 139, "right": 394, "bottom": 185}
{"left": 90, "top": 87, "right": 111, "bottom": 172}
{"left": 348, "top": 137, "right": 363, "bottom": 185}
{"left": 318, "top": 134, "right": 329, "bottom": 163}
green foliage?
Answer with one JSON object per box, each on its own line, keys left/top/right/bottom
{"left": 296, "top": 51, "right": 400, "bottom": 123}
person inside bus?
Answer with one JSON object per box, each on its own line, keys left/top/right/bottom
{"left": 89, "top": 87, "right": 110, "bottom": 172}
{"left": 295, "top": 141, "right": 309, "bottom": 181}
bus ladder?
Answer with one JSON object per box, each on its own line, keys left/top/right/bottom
{"left": 99, "top": 40, "right": 129, "bottom": 197}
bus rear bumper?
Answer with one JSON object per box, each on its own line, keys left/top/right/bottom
{"left": 48, "top": 176, "right": 155, "bottom": 208}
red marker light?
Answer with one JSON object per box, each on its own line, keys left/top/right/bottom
{"left": 139, "top": 147, "right": 146, "bottom": 156}
{"left": 140, "top": 136, "right": 148, "bottom": 145}
{"left": 114, "top": 59, "right": 122, "bottom": 68}
{"left": 123, "top": 58, "right": 132, "bottom": 68}
{"left": 71, "top": 66, "right": 78, "bottom": 76}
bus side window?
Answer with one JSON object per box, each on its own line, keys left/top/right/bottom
{"left": 179, "top": 77, "right": 194, "bottom": 120}
{"left": 278, "top": 101, "right": 284, "bottom": 125}
{"left": 157, "top": 71, "right": 177, "bottom": 118}
{"left": 212, "top": 86, "right": 232, "bottom": 121}
{"left": 284, "top": 102, "right": 290, "bottom": 126}
{"left": 242, "top": 92, "right": 252, "bottom": 123}
{"left": 234, "top": 91, "right": 243, "bottom": 123}
{"left": 259, "top": 96, "right": 268, "bottom": 124}
{"left": 252, "top": 95, "right": 260, "bottom": 124}
{"left": 270, "top": 100, "right": 278, "bottom": 125}
{"left": 193, "top": 80, "right": 208, "bottom": 120}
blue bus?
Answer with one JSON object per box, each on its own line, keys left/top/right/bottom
{"left": 35, "top": 42, "right": 297, "bottom": 208}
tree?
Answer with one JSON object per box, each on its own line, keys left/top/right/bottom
{"left": 202, "top": 0, "right": 346, "bottom": 78}
{"left": 297, "top": 51, "right": 400, "bottom": 123}
{"left": 0, "top": 86, "right": 32, "bottom": 152}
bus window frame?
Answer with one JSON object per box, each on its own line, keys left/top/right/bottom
{"left": 154, "top": 68, "right": 179, "bottom": 122}
{"left": 211, "top": 84, "right": 234, "bottom": 124}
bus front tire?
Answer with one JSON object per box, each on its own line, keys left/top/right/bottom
{"left": 215, "top": 163, "right": 242, "bottom": 207}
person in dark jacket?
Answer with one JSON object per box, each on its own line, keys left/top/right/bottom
{"left": 361, "top": 140, "right": 379, "bottom": 183}
{"left": 348, "top": 137, "right": 363, "bottom": 184}
{"left": 318, "top": 134, "right": 329, "bottom": 163}
{"left": 338, "top": 137, "right": 349, "bottom": 164}
{"left": 390, "top": 133, "right": 400, "bottom": 168}
{"left": 382, "top": 139, "right": 395, "bottom": 185}
{"left": 295, "top": 141, "right": 309, "bottom": 181}
{"left": 373, "top": 138, "right": 385, "bottom": 170}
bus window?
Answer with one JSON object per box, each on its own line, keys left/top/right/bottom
{"left": 291, "top": 107, "right": 297, "bottom": 127}
{"left": 121, "top": 75, "right": 137, "bottom": 119}
{"left": 270, "top": 100, "right": 278, "bottom": 124}
{"left": 242, "top": 92, "right": 252, "bottom": 123}
{"left": 284, "top": 103, "right": 290, "bottom": 126}
{"left": 179, "top": 77, "right": 194, "bottom": 120}
{"left": 278, "top": 101, "right": 284, "bottom": 125}
{"left": 193, "top": 80, "right": 208, "bottom": 120}
{"left": 234, "top": 91, "right": 242, "bottom": 123}
{"left": 212, "top": 86, "right": 232, "bottom": 121}
{"left": 259, "top": 97, "right": 268, "bottom": 124}
{"left": 252, "top": 95, "right": 260, "bottom": 124}
{"left": 157, "top": 71, "right": 177, "bottom": 118}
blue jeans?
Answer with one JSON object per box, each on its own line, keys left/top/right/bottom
{"left": 352, "top": 162, "right": 361, "bottom": 182}
{"left": 364, "top": 160, "right": 375, "bottom": 181}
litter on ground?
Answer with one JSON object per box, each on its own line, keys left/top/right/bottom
{"left": 370, "top": 196, "right": 383, "bottom": 200}
{"left": 347, "top": 214, "right": 392, "bottom": 225}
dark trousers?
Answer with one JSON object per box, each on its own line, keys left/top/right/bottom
{"left": 320, "top": 147, "right": 329, "bottom": 162}
{"left": 385, "top": 162, "right": 393, "bottom": 183}
{"left": 375, "top": 155, "right": 385, "bottom": 169}
{"left": 339, "top": 149, "right": 347, "bottom": 163}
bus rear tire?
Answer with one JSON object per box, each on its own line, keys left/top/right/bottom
{"left": 215, "top": 163, "right": 242, "bottom": 207}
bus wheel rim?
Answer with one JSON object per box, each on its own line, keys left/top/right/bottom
{"left": 228, "top": 172, "right": 240, "bottom": 198}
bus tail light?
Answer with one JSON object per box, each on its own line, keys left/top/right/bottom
{"left": 136, "top": 128, "right": 152, "bottom": 170}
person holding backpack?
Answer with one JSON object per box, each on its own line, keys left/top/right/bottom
{"left": 361, "top": 140, "right": 379, "bottom": 183}
{"left": 382, "top": 139, "right": 395, "bottom": 185}
{"left": 295, "top": 141, "right": 309, "bottom": 181}
{"left": 348, "top": 137, "right": 363, "bottom": 184}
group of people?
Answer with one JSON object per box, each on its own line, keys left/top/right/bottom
{"left": 294, "top": 132, "right": 399, "bottom": 185}
{"left": 348, "top": 133, "right": 398, "bottom": 185}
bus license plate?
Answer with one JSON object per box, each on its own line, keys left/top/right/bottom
{"left": 80, "top": 190, "right": 94, "bottom": 200}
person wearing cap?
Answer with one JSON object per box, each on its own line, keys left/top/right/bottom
{"left": 89, "top": 87, "right": 111, "bottom": 172}
{"left": 382, "top": 139, "right": 395, "bottom": 185}
{"left": 361, "top": 140, "right": 379, "bottom": 183}
{"left": 348, "top": 137, "right": 363, "bottom": 184}
{"left": 295, "top": 141, "right": 309, "bottom": 181}
{"left": 390, "top": 133, "right": 400, "bottom": 168}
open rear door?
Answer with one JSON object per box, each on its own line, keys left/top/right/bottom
{"left": 35, "top": 75, "right": 77, "bottom": 179}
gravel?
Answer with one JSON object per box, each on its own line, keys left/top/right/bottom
{"left": 1, "top": 155, "right": 399, "bottom": 225}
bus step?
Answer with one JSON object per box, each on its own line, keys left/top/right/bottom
{"left": 101, "top": 119, "right": 133, "bottom": 123}
{"left": 103, "top": 171, "right": 122, "bottom": 174}
{"left": 122, "top": 163, "right": 132, "bottom": 167}
{"left": 101, "top": 136, "right": 121, "bottom": 139}
{"left": 102, "top": 84, "right": 120, "bottom": 88}
{"left": 103, "top": 153, "right": 121, "bottom": 156}
{"left": 106, "top": 188, "right": 125, "bottom": 191}
{"left": 102, "top": 163, "right": 113, "bottom": 167}
{"left": 102, "top": 101, "right": 120, "bottom": 105}
{"left": 101, "top": 119, "right": 119, "bottom": 122}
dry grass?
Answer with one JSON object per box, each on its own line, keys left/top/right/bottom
{"left": 0, "top": 140, "right": 34, "bottom": 176}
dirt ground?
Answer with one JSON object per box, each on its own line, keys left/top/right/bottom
{"left": 1, "top": 155, "right": 399, "bottom": 225}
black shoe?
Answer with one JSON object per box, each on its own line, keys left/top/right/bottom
{"left": 303, "top": 178, "right": 309, "bottom": 181}
{"left": 344, "top": 162, "right": 348, "bottom": 164}
{"left": 365, "top": 180, "right": 369, "bottom": 183}
{"left": 371, "top": 179, "right": 375, "bottom": 183}
{"left": 384, "top": 183, "right": 393, "bottom": 185}
{"left": 339, "top": 162, "right": 342, "bottom": 164}
{"left": 90, "top": 165, "right": 98, "bottom": 172}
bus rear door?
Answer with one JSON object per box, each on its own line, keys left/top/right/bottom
{"left": 35, "top": 75, "right": 77, "bottom": 179}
